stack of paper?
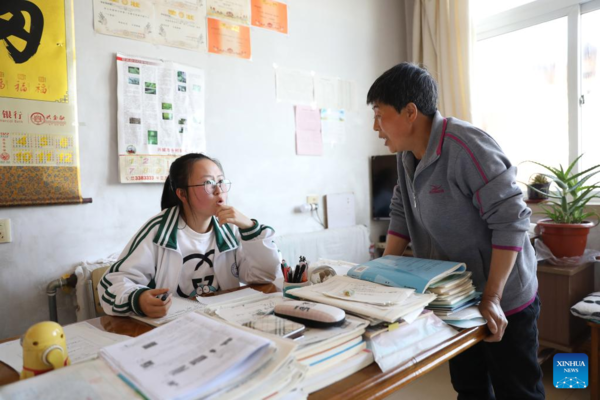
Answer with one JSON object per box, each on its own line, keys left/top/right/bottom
{"left": 287, "top": 275, "right": 436, "bottom": 323}
{"left": 438, "top": 306, "right": 487, "bottom": 328}
{"left": 425, "top": 271, "right": 481, "bottom": 316}
{"left": 100, "top": 313, "right": 276, "bottom": 400}
{"left": 368, "top": 311, "right": 459, "bottom": 373}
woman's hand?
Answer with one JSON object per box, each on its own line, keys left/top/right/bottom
{"left": 216, "top": 204, "right": 254, "bottom": 229}
{"left": 479, "top": 294, "right": 508, "bottom": 342}
{"left": 139, "top": 288, "right": 172, "bottom": 318}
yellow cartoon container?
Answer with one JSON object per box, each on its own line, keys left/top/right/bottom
{"left": 20, "top": 321, "right": 70, "bottom": 380}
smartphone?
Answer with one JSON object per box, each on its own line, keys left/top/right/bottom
{"left": 242, "top": 315, "right": 305, "bottom": 339}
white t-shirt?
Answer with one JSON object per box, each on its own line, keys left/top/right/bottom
{"left": 176, "top": 222, "right": 219, "bottom": 297}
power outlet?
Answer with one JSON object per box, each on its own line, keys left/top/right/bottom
{"left": 306, "top": 195, "right": 319, "bottom": 204}
{"left": 0, "top": 219, "right": 12, "bottom": 243}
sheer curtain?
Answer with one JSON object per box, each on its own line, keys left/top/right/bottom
{"left": 406, "top": 0, "right": 474, "bottom": 122}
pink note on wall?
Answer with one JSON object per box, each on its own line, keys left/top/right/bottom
{"left": 295, "top": 105, "right": 322, "bottom": 156}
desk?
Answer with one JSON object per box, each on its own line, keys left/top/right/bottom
{"left": 0, "top": 283, "right": 488, "bottom": 399}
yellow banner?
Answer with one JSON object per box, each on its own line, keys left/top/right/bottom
{"left": 0, "top": 0, "right": 69, "bottom": 102}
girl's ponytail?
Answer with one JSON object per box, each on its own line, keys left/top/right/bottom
{"left": 160, "top": 175, "right": 179, "bottom": 210}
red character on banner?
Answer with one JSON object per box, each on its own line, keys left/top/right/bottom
{"left": 2, "top": 110, "right": 11, "bottom": 119}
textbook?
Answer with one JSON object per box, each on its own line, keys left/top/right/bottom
{"left": 347, "top": 255, "right": 467, "bottom": 293}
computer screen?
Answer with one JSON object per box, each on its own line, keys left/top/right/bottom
{"left": 371, "top": 154, "right": 398, "bottom": 220}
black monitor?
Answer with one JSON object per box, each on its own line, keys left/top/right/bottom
{"left": 370, "top": 154, "right": 398, "bottom": 220}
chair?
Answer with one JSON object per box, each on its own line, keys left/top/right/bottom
{"left": 91, "top": 266, "right": 110, "bottom": 317}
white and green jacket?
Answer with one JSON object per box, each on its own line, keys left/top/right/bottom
{"left": 98, "top": 206, "right": 280, "bottom": 317}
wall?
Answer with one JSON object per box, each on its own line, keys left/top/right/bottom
{"left": 0, "top": 0, "right": 406, "bottom": 338}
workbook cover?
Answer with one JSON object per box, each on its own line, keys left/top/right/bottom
{"left": 347, "top": 256, "right": 466, "bottom": 293}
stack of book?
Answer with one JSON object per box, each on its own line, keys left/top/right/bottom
{"left": 294, "top": 315, "right": 373, "bottom": 393}
{"left": 425, "top": 271, "right": 481, "bottom": 317}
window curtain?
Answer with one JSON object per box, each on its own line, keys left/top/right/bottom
{"left": 407, "top": 0, "right": 474, "bottom": 122}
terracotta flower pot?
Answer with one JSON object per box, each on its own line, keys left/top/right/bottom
{"left": 536, "top": 219, "right": 595, "bottom": 258}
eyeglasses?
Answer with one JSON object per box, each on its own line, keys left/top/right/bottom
{"left": 187, "top": 179, "right": 232, "bottom": 194}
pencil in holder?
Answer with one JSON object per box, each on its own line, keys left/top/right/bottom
{"left": 283, "top": 280, "right": 311, "bottom": 300}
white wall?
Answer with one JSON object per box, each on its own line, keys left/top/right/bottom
{"left": 0, "top": 0, "right": 406, "bottom": 338}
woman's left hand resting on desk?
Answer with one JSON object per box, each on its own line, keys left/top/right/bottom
{"left": 139, "top": 288, "right": 172, "bottom": 318}
{"left": 216, "top": 204, "right": 254, "bottom": 230}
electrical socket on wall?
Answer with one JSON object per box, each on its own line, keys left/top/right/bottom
{"left": 0, "top": 219, "right": 12, "bottom": 243}
{"left": 306, "top": 195, "right": 319, "bottom": 204}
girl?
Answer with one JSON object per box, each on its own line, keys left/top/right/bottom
{"left": 98, "top": 153, "right": 280, "bottom": 318}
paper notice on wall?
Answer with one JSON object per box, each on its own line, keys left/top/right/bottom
{"left": 295, "top": 105, "right": 322, "bottom": 156}
{"left": 320, "top": 109, "right": 346, "bottom": 146}
{"left": 275, "top": 67, "right": 315, "bottom": 106}
{"left": 116, "top": 53, "right": 205, "bottom": 183}
{"left": 207, "top": 18, "right": 252, "bottom": 59}
{"left": 315, "top": 75, "right": 356, "bottom": 111}
{"left": 93, "top": 0, "right": 207, "bottom": 52}
{"left": 207, "top": 0, "right": 251, "bottom": 25}
{"left": 251, "top": 0, "right": 288, "bottom": 34}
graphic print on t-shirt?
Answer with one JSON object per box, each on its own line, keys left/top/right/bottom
{"left": 177, "top": 249, "right": 218, "bottom": 297}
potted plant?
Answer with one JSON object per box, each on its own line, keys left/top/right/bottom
{"left": 526, "top": 155, "right": 600, "bottom": 258}
{"left": 527, "top": 174, "right": 551, "bottom": 202}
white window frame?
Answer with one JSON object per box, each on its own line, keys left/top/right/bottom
{"left": 476, "top": 0, "right": 600, "bottom": 172}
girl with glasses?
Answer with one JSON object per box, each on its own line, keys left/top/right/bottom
{"left": 98, "top": 153, "right": 280, "bottom": 318}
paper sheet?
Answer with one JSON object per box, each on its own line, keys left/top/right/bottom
{"left": 0, "top": 359, "right": 139, "bottom": 400}
{"left": 320, "top": 109, "right": 346, "bottom": 146}
{"left": 0, "top": 322, "right": 130, "bottom": 374}
{"left": 215, "top": 293, "right": 285, "bottom": 325}
{"left": 321, "top": 278, "right": 414, "bottom": 306}
{"left": 197, "top": 287, "right": 262, "bottom": 306}
{"left": 295, "top": 106, "right": 322, "bottom": 156}
{"left": 250, "top": 0, "right": 288, "bottom": 34}
{"left": 132, "top": 296, "right": 207, "bottom": 327}
{"left": 314, "top": 76, "right": 355, "bottom": 111}
{"left": 207, "top": 0, "right": 251, "bottom": 25}
{"left": 275, "top": 67, "right": 315, "bottom": 106}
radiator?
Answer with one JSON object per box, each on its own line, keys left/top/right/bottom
{"left": 73, "top": 255, "right": 118, "bottom": 321}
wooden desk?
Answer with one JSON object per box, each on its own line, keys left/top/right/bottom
{"left": 0, "top": 283, "right": 488, "bottom": 399}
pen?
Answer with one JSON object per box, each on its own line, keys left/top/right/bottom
{"left": 156, "top": 292, "right": 170, "bottom": 301}
{"left": 298, "top": 264, "right": 307, "bottom": 282}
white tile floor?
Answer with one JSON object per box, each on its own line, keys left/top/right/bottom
{"left": 384, "top": 360, "right": 591, "bottom": 400}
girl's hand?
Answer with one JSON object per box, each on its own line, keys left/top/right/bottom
{"left": 139, "top": 288, "right": 172, "bottom": 318}
{"left": 216, "top": 204, "right": 254, "bottom": 229}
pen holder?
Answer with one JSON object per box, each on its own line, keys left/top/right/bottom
{"left": 283, "top": 280, "right": 311, "bottom": 300}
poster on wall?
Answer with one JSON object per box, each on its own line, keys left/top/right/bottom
{"left": 116, "top": 53, "right": 206, "bottom": 183}
{"left": 93, "top": 0, "right": 207, "bottom": 52}
{"left": 251, "top": 0, "right": 288, "bottom": 34}
{"left": 207, "top": 18, "right": 251, "bottom": 59}
{"left": 0, "top": 0, "right": 82, "bottom": 206}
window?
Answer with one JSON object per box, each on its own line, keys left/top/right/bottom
{"left": 581, "top": 9, "right": 600, "bottom": 173}
{"left": 474, "top": 0, "right": 600, "bottom": 185}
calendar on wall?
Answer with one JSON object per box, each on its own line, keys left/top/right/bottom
{"left": 0, "top": 0, "right": 81, "bottom": 206}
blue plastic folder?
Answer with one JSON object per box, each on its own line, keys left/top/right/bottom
{"left": 347, "top": 255, "right": 466, "bottom": 294}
